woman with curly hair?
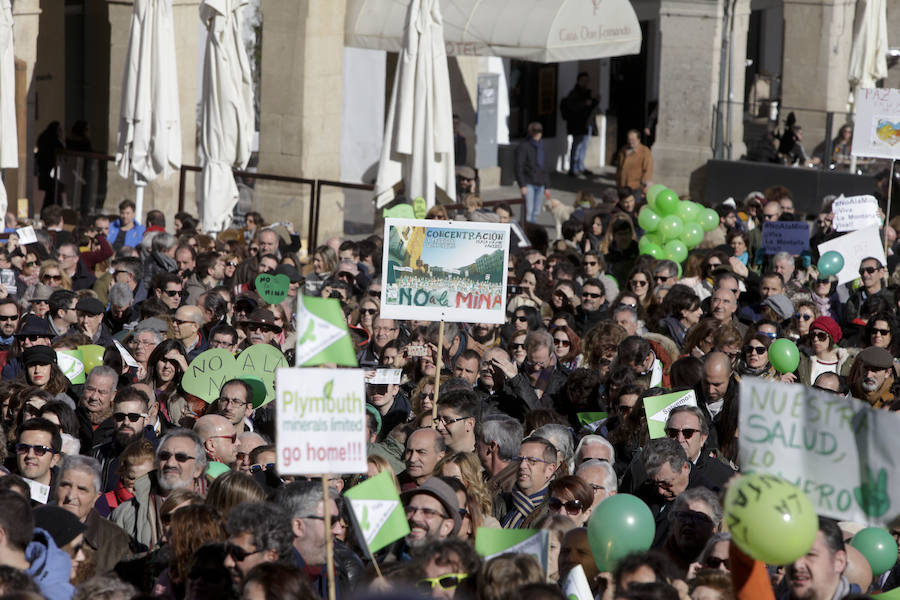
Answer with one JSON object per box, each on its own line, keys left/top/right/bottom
{"left": 550, "top": 325, "right": 582, "bottom": 371}
{"left": 434, "top": 452, "right": 495, "bottom": 526}
{"left": 152, "top": 504, "right": 227, "bottom": 599}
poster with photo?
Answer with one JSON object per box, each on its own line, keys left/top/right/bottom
{"left": 852, "top": 88, "right": 900, "bottom": 159}
{"left": 380, "top": 219, "right": 511, "bottom": 324}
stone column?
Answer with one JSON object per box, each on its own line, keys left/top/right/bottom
{"left": 726, "top": 0, "right": 750, "bottom": 161}
{"left": 105, "top": 0, "right": 201, "bottom": 222}
{"left": 257, "top": 0, "right": 346, "bottom": 246}
{"left": 651, "top": 0, "right": 724, "bottom": 197}
{"left": 780, "top": 0, "right": 855, "bottom": 152}
{"left": 11, "top": 0, "right": 40, "bottom": 205}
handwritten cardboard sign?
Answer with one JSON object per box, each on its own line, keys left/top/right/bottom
{"left": 739, "top": 377, "right": 900, "bottom": 525}
{"left": 255, "top": 273, "right": 290, "bottom": 305}
{"left": 817, "top": 225, "right": 887, "bottom": 285}
{"left": 832, "top": 195, "right": 881, "bottom": 232}
{"left": 182, "top": 345, "right": 288, "bottom": 405}
{"left": 761, "top": 222, "right": 810, "bottom": 255}
{"left": 852, "top": 88, "right": 900, "bottom": 160}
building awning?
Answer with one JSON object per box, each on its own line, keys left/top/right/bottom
{"left": 345, "top": 0, "right": 642, "bottom": 63}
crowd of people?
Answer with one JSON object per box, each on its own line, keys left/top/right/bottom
{"left": 0, "top": 179, "right": 896, "bottom": 600}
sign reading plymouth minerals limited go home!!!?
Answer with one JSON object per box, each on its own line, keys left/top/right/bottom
{"left": 380, "top": 218, "right": 511, "bottom": 324}
{"left": 276, "top": 368, "right": 367, "bottom": 475}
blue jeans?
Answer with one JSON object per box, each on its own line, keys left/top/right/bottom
{"left": 570, "top": 124, "right": 592, "bottom": 173}
{"left": 524, "top": 184, "right": 544, "bottom": 223}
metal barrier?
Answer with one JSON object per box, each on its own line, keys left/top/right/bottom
{"left": 442, "top": 197, "right": 527, "bottom": 229}
{"left": 310, "top": 179, "right": 375, "bottom": 249}
{"left": 54, "top": 150, "right": 115, "bottom": 213}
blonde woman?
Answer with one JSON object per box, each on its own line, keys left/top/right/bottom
{"left": 434, "top": 452, "right": 500, "bottom": 529}
{"left": 39, "top": 259, "right": 72, "bottom": 290}
{"left": 366, "top": 454, "right": 399, "bottom": 492}
{"left": 353, "top": 295, "right": 380, "bottom": 337}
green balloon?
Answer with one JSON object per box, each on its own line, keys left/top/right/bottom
{"left": 724, "top": 474, "right": 818, "bottom": 565}
{"left": 817, "top": 251, "right": 844, "bottom": 276}
{"left": 588, "top": 494, "right": 655, "bottom": 571}
{"left": 663, "top": 240, "right": 688, "bottom": 264}
{"left": 698, "top": 208, "right": 719, "bottom": 232}
{"left": 676, "top": 201, "right": 699, "bottom": 223}
{"left": 683, "top": 223, "right": 704, "bottom": 248}
{"left": 646, "top": 184, "right": 667, "bottom": 209}
{"left": 643, "top": 231, "right": 663, "bottom": 246}
{"left": 638, "top": 235, "right": 654, "bottom": 253}
{"left": 641, "top": 243, "right": 663, "bottom": 259}
{"left": 655, "top": 189, "right": 680, "bottom": 216}
{"left": 851, "top": 527, "right": 899, "bottom": 576}
{"left": 687, "top": 201, "right": 705, "bottom": 221}
{"left": 638, "top": 207, "right": 661, "bottom": 232}
{"left": 769, "top": 338, "right": 800, "bottom": 373}
{"left": 659, "top": 215, "right": 684, "bottom": 242}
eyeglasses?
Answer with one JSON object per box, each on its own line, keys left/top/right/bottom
{"left": 300, "top": 513, "right": 341, "bottom": 522}
{"left": 654, "top": 275, "right": 672, "bottom": 282}
{"left": 113, "top": 412, "right": 148, "bottom": 423}
{"left": 553, "top": 338, "right": 570, "bottom": 348}
{"left": 630, "top": 280, "right": 648, "bottom": 287}
{"left": 218, "top": 396, "right": 250, "bottom": 407}
{"left": 812, "top": 331, "right": 830, "bottom": 342}
{"left": 705, "top": 556, "right": 730, "bottom": 569}
{"left": 226, "top": 262, "right": 238, "bottom": 267}
{"left": 158, "top": 451, "right": 196, "bottom": 463}
{"left": 249, "top": 463, "right": 275, "bottom": 473}
{"left": 0, "top": 315, "right": 17, "bottom": 322}
{"left": 860, "top": 266, "right": 881, "bottom": 275}
{"left": 514, "top": 456, "right": 555, "bottom": 466}
{"left": 871, "top": 327, "right": 891, "bottom": 337}
{"left": 743, "top": 345, "right": 766, "bottom": 356}
{"left": 163, "top": 290, "right": 182, "bottom": 297}
{"left": 417, "top": 574, "right": 470, "bottom": 592}
{"left": 405, "top": 505, "right": 449, "bottom": 520}
{"left": 436, "top": 415, "right": 468, "bottom": 427}
{"left": 582, "top": 292, "right": 602, "bottom": 299}
{"left": 548, "top": 497, "right": 584, "bottom": 515}
{"left": 665, "top": 427, "right": 700, "bottom": 440}
{"left": 209, "top": 433, "right": 237, "bottom": 443}
{"left": 23, "top": 335, "right": 48, "bottom": 343}
{"left": 224, "top": 543, "right": 265, "bottom": 562}
{"left": 795, "top": 313, "right": 812, "bottom": 321}
{"left": 15, "top": 443, "right": 56, "bottom": 457}
{"left": 360, "top": 308, "right": 378, "bottom": 315}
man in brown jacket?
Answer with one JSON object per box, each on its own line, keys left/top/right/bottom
{"left": 616, "top": 129, "right": 653, "bottom": 197}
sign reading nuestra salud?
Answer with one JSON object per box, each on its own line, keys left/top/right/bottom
{"left": 380, "top": 218, "right": 511, "bottom": 324}
{"left": 276, "top": 368, "right": 367, "bottom": 475}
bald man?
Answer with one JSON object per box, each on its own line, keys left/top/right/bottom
{"left": 701, "top": 352, "right": 733, "bottom": 421}
{"left": 194, "top": 414, "right": 239, "bottom": 465}
{"left": 174, "top": 305, "right": 207, "bottom": 359}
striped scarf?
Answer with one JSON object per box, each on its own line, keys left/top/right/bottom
{"left": 501, "top": 485, "right": 547, "bottom": 528}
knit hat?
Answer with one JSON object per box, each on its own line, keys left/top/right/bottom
{"left": 23, "top": 345, "right": 57, "bottom": 367}
{"left": 762, "top": 294, "right": 794, "bottom": 322}
{"left": 810, "top": 316, "right": 842, "bottom": 344}
{"left": 33, "top": 506, "right": 86, "bottom": 548}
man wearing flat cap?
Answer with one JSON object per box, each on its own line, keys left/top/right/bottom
{"left": 401, "top": 477, "right": 461, "bottom": 549}
{"left": 239, "top": 308, "right": 282, "bottom": 348}
{"left": 848, "top": 347, "right": 896, "bottom": 408}
{"left": 75, "top": 296, "right": 112, "bottom": 347}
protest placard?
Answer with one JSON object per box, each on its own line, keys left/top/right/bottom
{"left": 56, "top": 350, "right": 85, "bottom": 384}
{"left": 832, "top": 195, "right": 881, "bottom": 232}
{"left": 365, "top": 368, "right": 402, "bottom": 384}
{"left": 643, "top": 390, "right": 697, "bottom": 439}
{"left": 817, "top": 225, "right": 887, "bottom": 285}
{"left": 761, "top": 222, "right": 810, "bottom": 255}
{"left": 15, "top": 226, "right": 36, "bottom": 245}
{"left": 182, "top": 345, "right": 288, "bottom": 405}
{"left": 276, "top": 368, "right": 367, "bottom": 475}
{"left": 852, "top": 88, "right": 900, "bottom": 159}
{"left": 296, "top": 295, "right": 358, "bottom": 367}
{"left": 255, "top": 273, "right": 290, "bottom": 304}
{"left": 475, "top": 528, "right": 548, "bottom": 573}
{"left": 381, "top": 219, "right": 511, "bottom": 324}
{"left": 562, "top": 565, "right": 593, "bottom": 600}
{"left": 344, "top": 471, "right": 410, "bottom": 554}
{"left": 739, "top": 377, "right": 900, "bottom": 525}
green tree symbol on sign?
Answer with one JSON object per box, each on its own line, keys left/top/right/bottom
{"left": 854, "top": 466, "right": 890, "bottom": 518}
{"left": 361, "top": 505, "right": 370, "bottom": 532}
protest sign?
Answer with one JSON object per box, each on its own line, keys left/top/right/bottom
{"left": 381, "top": 219, "right": 511, "bottom": 324}
{"left": 475, "top": 528, "right": 548, "bottom": 573}
{"left": 57, "top": 350, "right": 85, "bottom": 384}
{"left": 182, "top": 345, "right": 288, "bottom": 405}
{"left": 817, "top": 225, "right": 887, "bottom": 285}
{"left": 255, "top": 273, "right": 290, "bottom": 304}
{"left": 344, "top": 471, "right": 410, "bottom": 554}
{"left": 296, "top": 295, "right": 358, "bottom": 367}
{"left": 761, "top": 222, "right": 810, "bottom": 255}
{"left": 15, "top": 226, "right": 36, "bottom": 245}
{"left": 577, "top": 412, "right": 608, "bottom": 428}
{"left": 852, "top": 88, "right": 900, "bottom": 159}
{"left": 113, "top": 340, "right": 140, "bottom": 368}
{"left": 365, "top": 369, "right": 402, "bottom": 384}
{"left": 832, "top": 195, "right": 881, "bottom": 232}
{"left": 739, "top": 377, "right": 900, "bottom": 525}
{"left": 276, "top": 368, "right": 367, "bottom": 475}
{"left": 562, "top": 565, "right": 593, "bottom": 600}
{"left": 643, "top": 390, "right": 697, "bottom": 439}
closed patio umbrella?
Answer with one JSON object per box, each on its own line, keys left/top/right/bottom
{"left": 0, "top": 0, "right": 16, "bottom": 217}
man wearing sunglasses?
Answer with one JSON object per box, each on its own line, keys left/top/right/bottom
{"left": 151, "top": 272, "right": 184, "bottom": 313}
{"left": 194, "top": 414, "right": 239, "bottom": 466}
{"left": 223, "top": 501, "right": 294, "bottom": 590}
{"left": 16, "top": 417, "right": 62, "bottom": 488}
{"left": 845, "top": 257, "right": 892, "bottom": 327}
{"left": 238, "top": 308, "right": 282, "bottom": 347}
{"left": 0, "top": 297, "right": 19, "bottom": 351}
{"left": 574, "top": 278, "right": 608, "bottom": 336}
{"left": 92, "top": 386, "right": 156, "bottom": 492}
{"left": 417, "top": 538, "right": 480, "bottom": 599}
{"left": 173, "top": 305, "right": 207, "bottom": 360}
{"left": 664, "top": 406, "right": 733, "bottom": 491}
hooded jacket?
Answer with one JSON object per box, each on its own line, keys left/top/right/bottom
{"left": 26, "top": 527, "right": 74, "bottom": 600}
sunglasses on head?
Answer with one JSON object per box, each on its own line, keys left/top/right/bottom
{"left": 548, "top": 497, "right": 584, "bottom": 515}
{"left": 665, "top": 427, "right": 700, "bottom": 440}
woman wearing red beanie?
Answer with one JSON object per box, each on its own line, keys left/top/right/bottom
{"left": 796, "top": 316, "right": 854, "bottom": 386}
